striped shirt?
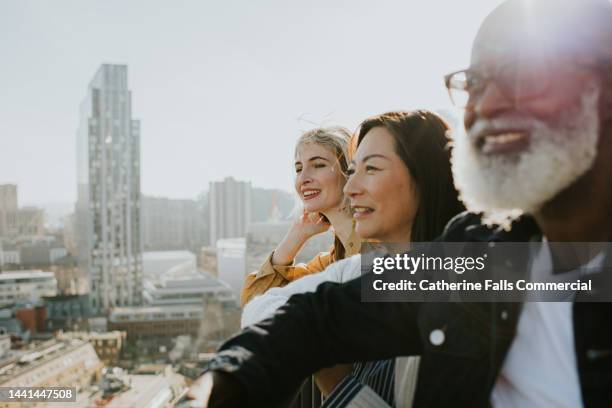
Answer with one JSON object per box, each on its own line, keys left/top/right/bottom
{"left": 322, "top": 359, "right": 395, "bottom": 408}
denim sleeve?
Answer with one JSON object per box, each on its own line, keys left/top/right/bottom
{"left": 206, "top": 275, "right": 423, "bottom": 405}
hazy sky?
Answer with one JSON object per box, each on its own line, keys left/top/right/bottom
{"left": 1, "top": 0, "right": 504, "bottom": 206}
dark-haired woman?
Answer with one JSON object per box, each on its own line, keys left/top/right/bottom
{"left": 241, "top": 110, "right": 464, "bottom": 406}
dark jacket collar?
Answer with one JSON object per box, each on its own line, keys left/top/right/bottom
{"left": 440, "top": 211, "right": 542, "bottom": 243}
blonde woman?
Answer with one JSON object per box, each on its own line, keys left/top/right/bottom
{"left": 240, "top": 127, "right": 360, "bottom": 306}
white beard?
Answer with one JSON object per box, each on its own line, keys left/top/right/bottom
{"left": 451, "top": 85, "right": 600, "bottom": 224}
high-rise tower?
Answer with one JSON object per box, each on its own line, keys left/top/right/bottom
{"left": 76, "top": 64, "right": 142, "bottom": 314}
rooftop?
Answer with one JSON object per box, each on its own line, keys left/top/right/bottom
{"left": 0, "top": 270, "right": 55, "bottom": 281}
{"left": 143, "top": 251, "right": 195, "bottom": 261}
{"left": 0, "top": 339, "right": 91, "bottom": 385}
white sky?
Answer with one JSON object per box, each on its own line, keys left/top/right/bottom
{"left": 0, "top": 0, "right": 504, "bottom": 206}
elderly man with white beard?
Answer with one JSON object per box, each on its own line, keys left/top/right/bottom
{"left": 187, "top": 0, "right": 612, "bottom": 406}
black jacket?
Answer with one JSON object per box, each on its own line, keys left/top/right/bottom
{"left": 207, "top": 213, "right": 612, "bottom": 407}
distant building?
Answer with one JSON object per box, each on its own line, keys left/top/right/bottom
{"left": 142, "top": 196, "right": 207, "bottom": 251}
{"left": 0, "top": 339, "right": 102, "bottom": 394}
{"left": 0, "top": 185, "right": 17, "bottom": 237}
{"left": 249, "top": 187, "right": 294, "bottom": 223}
{"left": 244, "top": 219, "right": 333, "bottom": 275}
{"left": 99, "top": 365, "right": 185, "bottom": 408}
{"left": 108, "top": 305, "right": 204, "bottom": 353}
{"left": 18, "top": 240, "right": 68, "bottom": 266}
{"left": 245, "top": 220, "right": 291, "bottom": 274}
{"left": 0, "top": 270, "right": 57, "bottom": 304}
{"left": 208, "top": 177, "right": 251, "bottom": 246}
{"left": 142, "top": 251, "right": 196, "bottom": 281}
{"left": 0, "top": 307, "right": 28, "bottom": 341}
{"left": 58, "top": 331, "right": 126, "bottom": 366}
{"left": 4, "top": 207, "right": 44, "bottom": 237}
{"left": 140, "top": 269, "right": 238, "bottom": 355}
{"left": 49, "top": 254, "right": 88, "bottom": 295}
{"left": 198, "top": 246, "right": 217, "bottom": 276}
{"left": 44, "top": 293, "right": 92, "bottom": 332}
{"left": 15, "top": 305, "right": 47, "bottom": 334}
{"left": 0, "top": 185, "right": 17, "bottom": 213}
{"left": 216, "top": 238, "right": 246, "bottom": 299}
{"left": 76, "top": 64, "right": 143, "bottom": 314}
{"left": 0, "top": 244, "right": 20, "bottom": 267}
{"left": 143, "top": 272, "right": 234, "bottom": 307}
{"left": 0, "top": 185, "right": 44, "bottom": 239}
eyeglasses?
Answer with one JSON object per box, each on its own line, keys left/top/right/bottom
{"left": 444, "top": 59, "right": 555, "bottom": 108}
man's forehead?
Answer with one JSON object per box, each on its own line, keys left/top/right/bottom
{"left": 470, "top": 0, "right": 612, "bottom": 68}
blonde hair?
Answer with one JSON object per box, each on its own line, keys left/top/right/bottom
{"left": 295, "top": 126, "right": 352, "bottom": 174}
{"left": 294, "top": 126, "right": 353, "bottom": 260}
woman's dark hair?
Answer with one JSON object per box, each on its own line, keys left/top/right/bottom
{"left": 355, "top": 110, "right": 465, "bottom": 242}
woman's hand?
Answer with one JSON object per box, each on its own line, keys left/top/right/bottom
{"left": 291, "top": 210, "right": 331, "bottom": 241}
{"left": 271, "top": 211, "right": 330, "bottom": 266}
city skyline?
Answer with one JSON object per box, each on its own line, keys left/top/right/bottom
{"left": 1, "top": 0, "right": 504, "bottom": 206}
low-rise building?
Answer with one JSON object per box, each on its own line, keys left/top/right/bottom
{"left": 44, "top": 293, "right": 91, "bottom": 332}
{"left": 143, "top": 272, "right": 234, "bottom": 307}
{"left": 108, "top": 305, "right": 204, "bottom": 354}
{"left": 15, "top": 305, "right": 46, "bottom": 334}
{"left": 0, "top": 339, "right": 102, "bottom": 407}
{"left": 4, "top": 207, "right": 44, "bottom": 238}
{"left": 0, "top": 270, "right": 57, "bottom": 304}
{"left": 58, "top": 331, "right": 126, "bottom": 366}
{"left": 91, "top": 365, "right": 186, "bottom": 408}
{"left": 0, "top": 243, "right": 20, "bottom": 268}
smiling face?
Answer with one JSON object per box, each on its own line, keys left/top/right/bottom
{"left": 294, "top": 142, "right": 346, "bottom": 213}
{"left": 344, "top": 126, "right": 418, "bottom": 243}
{"left": 451, "top": 1, "right": 602, "bottom": 217}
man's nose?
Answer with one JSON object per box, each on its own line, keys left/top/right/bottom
{"left": 472, "top": 82, "right": 514, "bottom": 119}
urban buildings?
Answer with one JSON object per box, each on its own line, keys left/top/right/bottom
{"left": 249, "top": 187, "right": 294, "bottom": 223}
{"left": 44, "top": 293, "right": 92, "bottom": 332}
{"left": 76, "top": 64, "right": 143, "bottom": 314}
{"left": 0, "top": 270, "right": 57, "bottom": 304}
{"left": 0, "top": 339, "right": 102, "bottom": 392}
{"left": 17, "top": 239, "right": 69, "bottom": 267}
{"left": 57, "top": 331, "right": 126, "bottom": 366}
{"left": 0, "top": 184, "right": 44, "bottom": 239}
{"left": 216, "top": 238, "right": 246, "bottom": 298}
{"left": 245, "top": 220, "right": 291, "bottom": 273}
{"left": 142, "top": 196, "right": 207, "bottom": 251}
{"left": 108, "top": 305, "right": 204, "bottom": 353}
{"left": 244, "top": 217, "right": 334, "bottom": 277}
{"left": 0, "top": 244, "right": 20, "bottom": 267}
{"left": 4, "top": 207, "right": 44, "bottom": 237}
{"left": 208, "top": 177, "right": 251, "bottom": 247}
{"left": 96, "top": 365, "right": 186, "bottom": 408}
